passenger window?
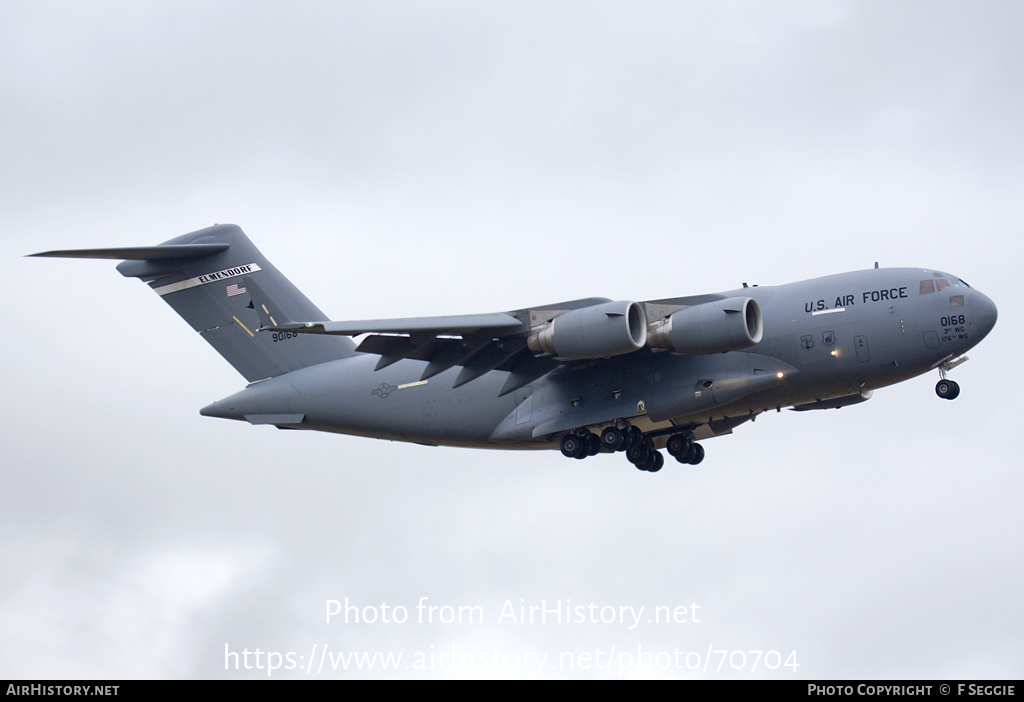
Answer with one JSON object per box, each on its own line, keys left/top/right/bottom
{"left": 920, "top": 280, "right": 935, "bottom": 294}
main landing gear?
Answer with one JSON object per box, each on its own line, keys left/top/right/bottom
{"left": 559, "top": 424, "right": 705, "bottom": 472}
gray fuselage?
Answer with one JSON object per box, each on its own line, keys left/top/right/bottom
{"left": 200, "top": 266, "right": 998, "bottom": 450}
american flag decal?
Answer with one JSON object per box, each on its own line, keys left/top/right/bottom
{"left": 226, "top": 283, "right": 247, "bottom": 297}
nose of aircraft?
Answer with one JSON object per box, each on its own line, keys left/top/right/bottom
{"left": 971, "top": 290, "right": 998, "bottom": 340}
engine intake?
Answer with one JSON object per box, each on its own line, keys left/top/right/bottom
{"left": 528, "top": 300, "right": 647, "bottom": 359}
{"left": 647, "top": 297, "right": 763, "bottom": 354}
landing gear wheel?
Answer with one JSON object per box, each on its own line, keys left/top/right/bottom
{"left": 586, "top": 433, "right": 601, "bottom": 457}
{"left": 666, "top": 433, "right": 692, "bottom": 458}
{"left": 677, "top": 442, "right": 704, "bottom": 465}
{"left": 629, "top": 426, "right": 644, "bottom": 446}
{"left": 600, "top": 426, "right": 625, "bottom": 452}
{"left": 626, "top": 441, "right": 650, "bottom": 466}
{"left": 636, "top": 449, "right": 664, "bottom": 472}
{"left": 620, "top": 428, "right": 634, "bottom": 452}
{"left": 560, "top": 434, "right": 585, "bottom": 459}
{"left": 647, "top": 451, "right": 665, "bottom": 473}
{"left": 936, "top": 379, "right": 960, "bottom": 400}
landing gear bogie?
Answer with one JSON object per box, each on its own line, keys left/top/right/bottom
{"left": 561, "top": 424, "right": 707, "bottom": 471}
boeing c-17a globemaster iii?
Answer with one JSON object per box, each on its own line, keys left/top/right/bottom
{"left": 31, "top": 224, "right": 997, "bottom": 472}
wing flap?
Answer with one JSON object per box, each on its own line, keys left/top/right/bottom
{"left": 496, "top": 354, "right": 560, "bottom": 397}
{"left": 249, "top": 295, "right": 536, "bottom": 390}
{"left": 269, "top": 313, "right": 524, "bottom": 336}
{"left": 452, "top": 341, "right": 525, "bottom": 389}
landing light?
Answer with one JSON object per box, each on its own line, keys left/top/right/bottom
{"left": 777, "top": 372, "right": 784, "bottom": 379}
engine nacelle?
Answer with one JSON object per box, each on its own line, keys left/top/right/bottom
{"left": 647, "top": 297, "right": 763, "bottom": 354}
{"left": 528, "top": 300, "right": 648, "bottom": 359}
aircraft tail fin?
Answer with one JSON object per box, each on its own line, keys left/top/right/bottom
{"left": 31, "top": 223, "right": 356, "bottom": 382}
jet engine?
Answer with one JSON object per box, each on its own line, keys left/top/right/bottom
{"left": 527, "top": 300, "right": 648, "bottom": 359}
{"left": 647, "top": 297, "right": 763, "bottom": 354}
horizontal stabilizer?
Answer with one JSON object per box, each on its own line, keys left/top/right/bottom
{"left": 30, "top": 223, "right": 357, "bottom": 381}
{"left": 28, "top": 244, "right": 229, "bottom": 260}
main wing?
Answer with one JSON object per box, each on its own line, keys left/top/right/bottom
{"left": 245, "top": 275, "right": 615, "bottom": 396}
{"left": 245, "top": 274, "right": 757, "bottom": 401}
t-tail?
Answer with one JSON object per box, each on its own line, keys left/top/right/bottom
{"left": 30, "top": 223, "right": 356, "bottom": 381}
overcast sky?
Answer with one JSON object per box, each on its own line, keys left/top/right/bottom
{"left": 2, "top": 0, "right": 1021, "bottom": 679}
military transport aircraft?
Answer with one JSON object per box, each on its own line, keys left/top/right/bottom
{"left": 31, "top": 223, "right": 997, "bottom": 472}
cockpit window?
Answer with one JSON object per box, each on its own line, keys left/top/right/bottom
{"left": 921, "top": 275, "right": 969, "bottom": 295}
{"left": 950, "top": 295, "right": 964, "bottom": 308}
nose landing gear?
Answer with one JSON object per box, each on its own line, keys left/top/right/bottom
{"left": 935, "top": 379, "right": 960, "bottom": 400}
{"left": 935, "top": 357, "right": 967, "bottom": 400}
